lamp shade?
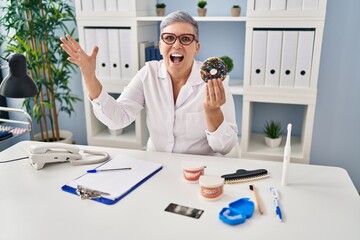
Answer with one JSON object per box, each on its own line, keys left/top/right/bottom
{"left": 0, "top": 53, "right": 38, "bottom": 98}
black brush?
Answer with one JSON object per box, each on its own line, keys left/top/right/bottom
{"left": 221, "top": 169, "right": 269, "bottom": 184}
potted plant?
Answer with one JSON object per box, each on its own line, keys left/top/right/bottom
{"left": 197, "top": 0, "right": 207, "bottom": 17}
{"left": 156, "top": 3, "right": 166, "bottom": 16}
{"left": 220, "top": 55, "right": 234, "bottom": 73}
{"left": 231, "top": 5, "right": 241, "bottom": 17}
{"left": 0, "top": 0, "right": 81, "bottom": 142}
{"left": 263, "top": 120, "right": 283, "bottom": 147}
{"left": 220, "top": 55, "right": 233, "bottom": 82}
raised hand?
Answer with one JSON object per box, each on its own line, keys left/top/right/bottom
{"left": 60, "top": 34, "right": 98, "bottom": 80}
{"left": 204, "top": 78, "right": 226, "bottom": 110}
{"left": 60, "top": 34, "right": 102, "bottom": 99}
{"left": 203, "top": 78, "right": 226, "bottom": 132}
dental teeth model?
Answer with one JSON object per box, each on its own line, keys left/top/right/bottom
{"left": 181, "top": 161, "right": 205, "bottom": 183}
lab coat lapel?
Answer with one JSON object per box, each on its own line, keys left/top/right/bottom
{"left": 158, "top": 62, "right": 175, "bottom": 110}
{"left": 175, "top": 60, "right": 203, "bottom": 109}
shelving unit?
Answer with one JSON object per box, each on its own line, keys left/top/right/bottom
{"left": 241, "top": 0, "right": 327, "bottom": 163}
{"left": 74, "top": 0, "right": 327, "bottom": 163}
{"left": 0, "top": 106, "right": 33, "bottom": 142}
{"left": 74, "top": 0, "right": 157, "bottom": 150}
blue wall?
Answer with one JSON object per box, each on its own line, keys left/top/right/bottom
{"left": 2, "top": 0, "right": 359, "bottom": 191}
{"left": 311, "top": 0, "right": 360, "bottom": 191}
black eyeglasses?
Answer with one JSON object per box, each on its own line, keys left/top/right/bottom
{"left": 161, "top": 33, "right": 197, "bottom": 45}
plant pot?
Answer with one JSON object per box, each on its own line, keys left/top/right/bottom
{"left": 108, "top": 127, "right": 123, "bottom": 136}
{"left": 156, "top": 8, "right": 165, "bottom": 16}
{"left": 34, "top": 130, "right": 73, "bottom": 144}
{"left": 197, "top": 8, "right": 207, "bottom": 17}
{"left": 264, "top": 136, "right": 282, "bottom": 148}
{"left": 231, "top": 7, "right": 241, "bottom": 17}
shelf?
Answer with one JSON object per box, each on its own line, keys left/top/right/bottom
{"left": 0, "top": 107, "right": 33, "bottom": 143}
{"left": 87, "top": 123, "right": 145, "bottom": 149}
{"left": 242, "top": 133, "right": 307, "bottom": 164}
{"left": 228, "top": 79, "right": 244, "bottom": 96}
{"left": 136, "top": 16, "right": 247, "bottom": 22}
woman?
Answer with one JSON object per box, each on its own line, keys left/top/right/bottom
{"left": 60, "top": 10, "right": 238, "bottom": 156}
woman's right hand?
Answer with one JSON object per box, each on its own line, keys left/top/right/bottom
{"left": 60, "top": 34, "right": 102, "bottom": 99}
{"left": 60, "top": 34, "right": 98, "bottom": 80}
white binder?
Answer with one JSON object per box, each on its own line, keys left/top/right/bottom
{"left": 95, "top": 28, "right": 111, "bottom": 79}
{"left": 303, "top": 0, "right": 319, "bottom": 10}
{"left": 295, "top": 31, "right": 314, "bottom": 88}
{"left": 287, "top": 0, "right": 303, "bottom": 10}
{"left": 81, "top": 0, "right": 94, "bottom": 12}
{"left": 270, "top": 0, "right": 286, "bottom": 10}
{"left": 255, "top": 0, "right": 270, "bottom": 10}
{"left": 108, "top": 29, "right": 122, "bottom": 82}
{"left": 251, "top": 30, "right": 267, "bottom": 86}
{"left": 280, "top": 31, "right": 298, "bottom": 87}
{"left": 84, "top": 28, "right": 96, "bottom": 55}
{"left": 265, "top": 30, "right": 283, "bottom": 87}
{"left": 93, "top": 0, "right": 106, "bottom": 11}
{"left": 118, "top": 0, "right": 131, "bottom": 11}
{"left": 119, "top": 29, "right": 132, "bottom": 82}
{"left": 106, "top": 0, "right": 118, "bottom": 11}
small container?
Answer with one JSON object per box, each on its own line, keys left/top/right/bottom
{"left": 199, "top": 175, "right": 224, "bottom": 200}
{"left": 181, "top": 161, "right": 205, "bottom": 183}
{"left": 219, "top": 198, "right": 254, "bottom": 225}
{"left": 108, "top": 127, "right": 123, "bottom": 136}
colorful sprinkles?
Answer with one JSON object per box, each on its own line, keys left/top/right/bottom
{"left": 200, "top": 57, "right": 228, "bottom": 82}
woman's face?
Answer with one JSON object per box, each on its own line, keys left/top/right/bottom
{"left": 159, "top": 22, "right": 200, "bottom": 77}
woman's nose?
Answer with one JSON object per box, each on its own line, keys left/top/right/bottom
{"left": 172, "top": 38, "right": 182, "bottom": 48}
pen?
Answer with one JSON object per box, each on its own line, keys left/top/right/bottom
{"left": 87, "top": 167, "right": 131, "bottom": 173}
{"left": 270, "top": 187, "right": 283, "bottom": 222}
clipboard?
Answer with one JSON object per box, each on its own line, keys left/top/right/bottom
{"left": 61, "top": 154, "right": 163, "bottom": 205}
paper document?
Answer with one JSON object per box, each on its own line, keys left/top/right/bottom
{"left": 62, "top": 154, "right": 163, "bottom": 204}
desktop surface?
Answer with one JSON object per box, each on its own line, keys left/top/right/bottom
{"left": 1, "top": 141, "right": 359, "bottom": 240}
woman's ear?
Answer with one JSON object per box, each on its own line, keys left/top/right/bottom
{"left": 159, "top": 40, "right": 163, "bottom": 55}
{"left": 195, "top": 42, "right": 200, "bottom": 55}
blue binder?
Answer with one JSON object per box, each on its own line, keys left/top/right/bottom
{"left": 62, "top": 154, "right": 163, "bottom": 205}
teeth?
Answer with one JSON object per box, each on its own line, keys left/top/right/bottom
{"left": 202, "top": 188, "right": 220, "bottom": 195}
{"left": 171, "top": 53, "right": 183, "bottom": 57}
{"left": 184, "top": 171, "right": 201, "bottom": 179}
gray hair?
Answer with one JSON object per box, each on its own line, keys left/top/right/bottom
{"left": 160, "top": 10, "right": 199, "bottom": 41}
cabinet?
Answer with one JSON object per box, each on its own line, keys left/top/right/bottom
{"left": 241, "top": 0, "right": 327, "bottom": 163}
{"left": 75, "top": 0, "right": 158, "bottom": 149}
{"left": 74, "top": 0, "right": 327, "bottom": 163}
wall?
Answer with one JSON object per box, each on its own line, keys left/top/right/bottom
{"left": 311, "top": 0, "right": 360, "bottom": 191}
{"left": 2, "top": 0, "right": 359, "bottom": 192}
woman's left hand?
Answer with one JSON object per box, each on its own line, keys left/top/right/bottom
{"left": 204, "top": 78, "right": 226, "bottom": 111}
{"left": 203, "top": 78, "right": 226, "bottom": 132}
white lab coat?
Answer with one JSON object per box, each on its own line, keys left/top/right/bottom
{"left": 91, "top": 60, "right": 238, "bottom": 156}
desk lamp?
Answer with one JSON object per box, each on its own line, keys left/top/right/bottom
{"left": 0, "top": 53, "right": 38, "bottom": 97}
{"left": 0, "top": 53, "right": 39, "bottom": 140}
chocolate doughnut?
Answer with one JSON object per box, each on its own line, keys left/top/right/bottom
{"left": 200, "top": 57, "right": 228, "bottom": 82}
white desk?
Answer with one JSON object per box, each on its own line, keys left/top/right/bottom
{"left": 1, "top": 141, "right": 359, "bottom": 240}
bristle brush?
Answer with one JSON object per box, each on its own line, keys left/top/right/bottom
{"left": 221, "top": 169, "right": 269, "bottom": 184}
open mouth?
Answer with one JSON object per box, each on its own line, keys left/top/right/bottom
{"left": 170, "top": 53, "right": 184, "bottom": 63}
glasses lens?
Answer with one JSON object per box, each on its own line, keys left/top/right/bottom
{"left": 179, "top": 34, "right": 195, "bottom": 45}
{"left": 162, "top": 33, "right": 176, "bottom": 44}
